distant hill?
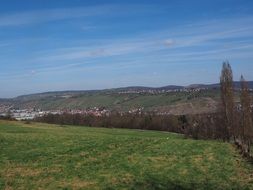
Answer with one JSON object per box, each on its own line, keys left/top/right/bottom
{"left": 185, "top": 81, "right": 253, "bottom": 90}
{"left": 0, "top": 81, "right": 251, "bottom": 114}
{"left": 10, "top": 81, "right": 252, "bottom": 99}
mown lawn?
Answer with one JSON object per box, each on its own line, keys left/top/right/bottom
{"left": 0, "top": 120, "right": 252, "bottom": 190}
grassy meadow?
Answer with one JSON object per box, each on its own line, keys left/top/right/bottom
{"left": 0, "top": 120, "right": 252, "bottom": 190}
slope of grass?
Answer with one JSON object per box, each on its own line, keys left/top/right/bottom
{"left": 0, "top": 120, "right": 252, "bottom": 190}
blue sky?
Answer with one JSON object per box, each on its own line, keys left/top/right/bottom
{"left": 0, "top": 0, "right": 253, "bottom": 98}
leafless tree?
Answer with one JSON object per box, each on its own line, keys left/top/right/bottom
{"left": 240, "top": 75, "right": 253, "bottom": 156}
{"left": 220, "top": 61, "right": 235, "bottom": 141}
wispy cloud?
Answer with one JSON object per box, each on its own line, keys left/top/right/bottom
{"left": 31, "top": 16, "right": 253, "bottom": 63}
{"left": 0, "top": 42, "right": 10, "bottom": 47}
{"left": 0, "top": 4, "right": 163, "bottom": 27}
{"left": 1, "top": 15, "right": 253, "bottom": 80}
{"left": 0, "top": 5, "right": 121, "bottom": 27}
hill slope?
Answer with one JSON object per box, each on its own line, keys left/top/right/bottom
{"left": 0, "top": 120, "right": 252, "bottom": 189}
{"left": 7, "top": 90, "right": 221, "bottom": 114}
{"left": 1, "top": 90, "right": 221, "bottom": 114}
{"left": 1, "top": 81, "right": 252, "bottom": 114}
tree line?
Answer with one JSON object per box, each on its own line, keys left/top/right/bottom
{"left": 219, "top": 61, "right": 252, "bottom": 158}
{"left": 35, "top": 113, "right": 184, "bottom": 133}
{"left": 185, "top": 61, "right": 253, "bottom": 158}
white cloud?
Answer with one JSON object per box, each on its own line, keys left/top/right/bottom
{"left": 164, "top": 39, "right": 174, "bottom": 47}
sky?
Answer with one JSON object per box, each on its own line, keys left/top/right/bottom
{"left": 0, "top": 0, "right": 253, "bottom": 98}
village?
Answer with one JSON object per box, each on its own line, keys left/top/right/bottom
{"left": 0, "top": 106, "right": 112, "bottom": 121}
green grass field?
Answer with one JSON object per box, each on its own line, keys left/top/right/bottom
{"left": 0, "top": 120, "right": 252, "bottom": 190}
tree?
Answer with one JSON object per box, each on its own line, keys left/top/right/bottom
{"left": 220, "top": 61, "right": 235, "bottom": 141}
{"left": 240, "top": 75, "right": 253, "bottom": 156}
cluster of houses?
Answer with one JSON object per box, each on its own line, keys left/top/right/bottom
{"left": 67, "top": 107, "right": 110, "bottom": 117}
{"left": 128, "top": 107, "right": 144, "bottom": 114}
{"left": 0, "top": 106, "right": 112, "bottom": 121}
{"left": 118, "top": 88, "right": 210, "bottom": 94}
{"left": 10, "top": 109, "right": 46, "bottom": 120}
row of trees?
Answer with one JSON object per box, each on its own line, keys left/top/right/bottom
{"left": 220, "top": 61, "right": 253, "bottom": 158}
{"left": 184, "top": 62, "right": 252, "bottom": 159}
{"left": 35, "top": 111, "right": 230, "bottom": 140}
{"left": 35, "top": 113, "right": 184, "bottom": 133}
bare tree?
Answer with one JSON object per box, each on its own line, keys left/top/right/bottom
{"left": 220, "top": 61, "right": 234, "bottom": 141}
{"left": 240, "top": 75, "right": 253, "bottom": 156}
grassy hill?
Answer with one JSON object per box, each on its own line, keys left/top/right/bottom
{"left": 0, "top": 120, "right": 252, "bottom": 189}
{"left": 1, "top": 82, "right": 252, "bottom": 114}
{"left": 2, "top": 89, "right": 222, "bottom": 114}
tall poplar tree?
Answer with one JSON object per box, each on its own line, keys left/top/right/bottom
{"left": 240, "top": 75, "right": 252, "bottom": 155}
{"left": 220, "top": 61, "right": 234, "bottom": 141}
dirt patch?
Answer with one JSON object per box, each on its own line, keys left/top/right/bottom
{"left": 148, "top": 156, "right": 177, "bottom": 163}
{"left": 4, "top": 166, "right": 42, "bottom": 178}
{"left": 179, "top": 169, "right": 188, "bottom": 176}
{"left": 119, "top": 173, "right": 134, "bottom": 184}
{"left": 192, "top": 155, "right": 203, "bottom": 163}
{"left": 3, "top": 185, "right": 13, "bottom": 190}
{"left": 59, "top": 178, "right": 97, "bottom": 190}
